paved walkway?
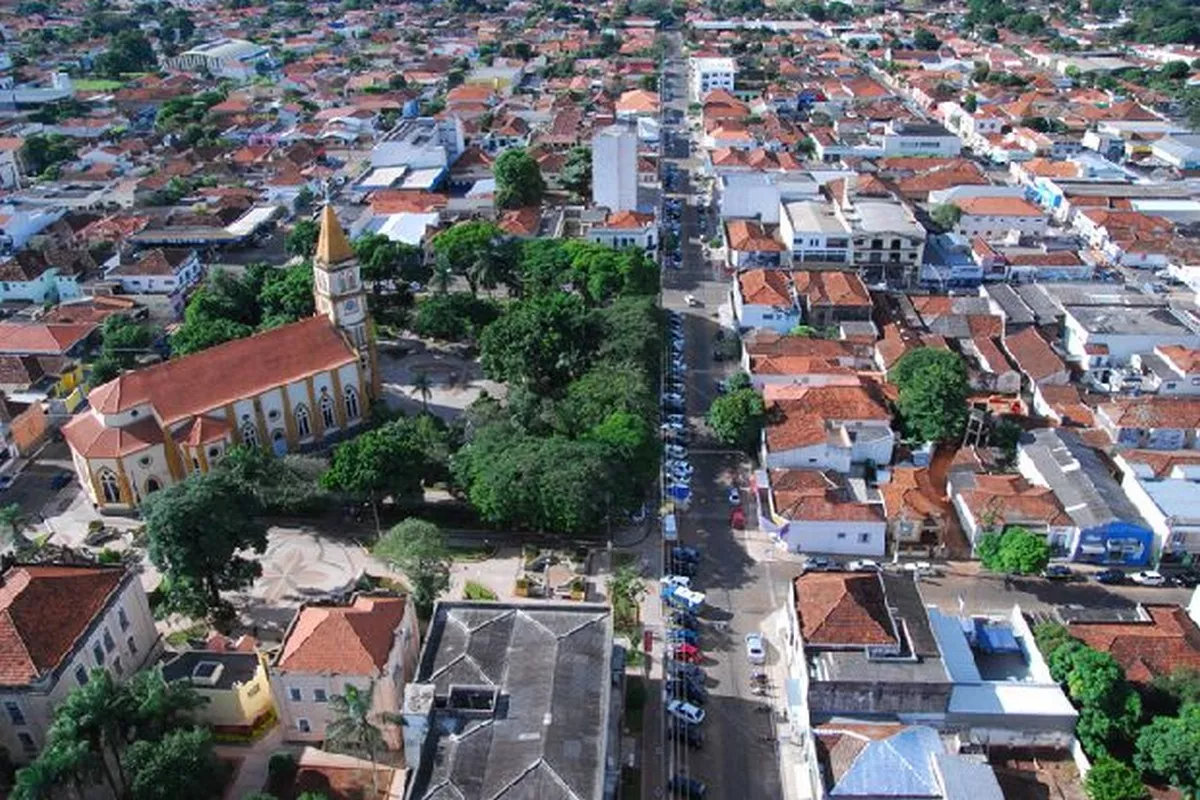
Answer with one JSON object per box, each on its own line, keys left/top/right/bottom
{"left": 217, "top": 726, "right": 295, "bottom": 800}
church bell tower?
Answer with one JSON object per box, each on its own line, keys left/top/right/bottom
{"left": 312, "top": 205, "right": 380, "bottom": 398}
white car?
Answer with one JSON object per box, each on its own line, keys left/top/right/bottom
{"left": 661, "top": 575, "right": 692, "bottom": 589}
{"left": 902, "top": 561, "right": 936, "bottom": 576}
{"left": 665, "top": 445, "right": 687, "bottom": 459}
{"left": 685, "top": 294, "right": 701, "bottom": 307}
{"left": 667, "top": 699, "right": 706, "bottom": 725}
{"left": 848, "top": 560, "right": 880, "bottom": 572}
{"left": 1130, "top": 570, "right": 1166, "bottom": 586}
{"left": 745, "top": 632, "right": 766, "bottom": 665}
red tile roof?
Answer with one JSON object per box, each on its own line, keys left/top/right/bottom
{"left": 1003, "top": 327, "right": 1066, "bottom": 383}
{"left": 1069, "top": 606, "right": 1200, "bottom": 685}
{"left": 0, "top": 565, "right": 125, "bottom": 685}
{"left": 770, "top": 469, "right": 885, "bottom": 523}
{"left": 276, "top": 595, "right": 407, "bottom": 676}
{"left": 793, "top": 572, "right": 898, "bottom": 647}
{"left": 83, "top": 316, "right": 357, "bottom": 425}
{"left": 0, "top": 322, "right": 97, "bottom": 356}
{"left": 792, "top": 270, "right": 870, "bottom": 308}
{"left": 738, "top": 269, "right": 793, "bottom": 307}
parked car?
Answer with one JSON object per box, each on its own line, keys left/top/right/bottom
{"left": 685, "top": 294, "right": 701, "bottom": 307}
{"left": 1094, "top": 568, "right": 1126, "bottom": 585}
{"left": 848, "top": 560, "right": 880, "bottom": 573}
{"left": 671, "top": 610, "right": 699, "bottom": 630}
{"left": 671, "top": 643, "right": 704, "bottom": 663}
{"left": 730, "top": 507, "right": 746, "bottom": 529}
{"left": 806, "top": 556, "right": 844, "bottom": 572}
{"left": 661, "top": 574, "right": 692, "bottom": 589}
{"left": 667, "top": 627, "right": 699, "bottom": 645}
{"left": 49, "top": 472, "right": 72, "bottom": 490}
{"left": 668, "top": 662, "right": 706, "bottom": 683}
{"left": 668, "top": 775, "right": 708, "bottom": 799}
{"left": 1042, "top": 565, "right": 1075, "bottom": 581}
{"left": 670, "top": 560, "right": 696, "bottom": 578}
{"left": 672, "top": 545, "right": 700, "bottom": 563}
{"left": 667, "top": 720, "right": 704, "bottom": 749}
{"left": 666, "top": 699, "right": 706, "bottom": 725}
{"left": 667, "top": 677, "right": 708, "bottom": 704}
{"left": 1169, "top": 571, "right": 1200, "bottom": 588}
{"left": 901, "top": 561, "right": 937, "bottom": 576}
{"left": 745, "top": 632, "right": 766, "bottom": 665}
{"left": 0, "top": 475, "right": 13, "bottom": 491}
{"left": 1130, "top": 570, "right": 1167, "bottom": 586}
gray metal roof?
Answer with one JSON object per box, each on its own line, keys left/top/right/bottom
{"left": 408, "top": 603, "right": 613, "bottom": 800}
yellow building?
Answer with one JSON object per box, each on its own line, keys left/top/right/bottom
{"left": 62, "top": 206, "right": 380, "bottom": 510}
{"left": 162, "top": 649, "right": 276, "bottom": 735}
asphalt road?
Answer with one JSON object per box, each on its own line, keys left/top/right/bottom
{"left": 652, "top": 31, "right": 786, "bottom": 800}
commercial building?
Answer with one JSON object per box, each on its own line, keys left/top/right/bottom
{"left": 591, "top": 124, "right": 639, "bottom": 213}
{"left": 168, "top": 39, "right": 271, "bottom": 81}
{"left": 688, "top": 56, "right": 736, "bottom": 99}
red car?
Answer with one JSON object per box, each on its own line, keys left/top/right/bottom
{"left": 672, "top": 643, "right": 703, "bottom": 663}
{"left": 730, "top": 507, "right": 745, "bottom": 530}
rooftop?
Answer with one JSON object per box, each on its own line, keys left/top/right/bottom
{"left": 275, "top": 594, "right": 408, "bottom": 677}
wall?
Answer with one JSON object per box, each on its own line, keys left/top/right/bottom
{"left": 734, "top": 301, "right": 798, "bottom": 333}
{"left": 782, "top": 518, "right": 886, "bottom": 556}
{"left": 765, "top": 440, "right": 852, "bottom": 473}
{"left": 957, "top": 214, "right": 1047, "bottom": 240}
{"left": 194, "top": 658, "right": 275, "bottom": 731}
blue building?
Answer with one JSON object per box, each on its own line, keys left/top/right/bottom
{"left": 1018, "top": 428, "right": 1154, "bottom": 567}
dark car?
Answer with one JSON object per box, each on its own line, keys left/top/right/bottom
{"left": 1170, "top": 571, "right": 1200, "bottom": 588}
{"left": 49, "top": 471, "right": 72, "bottom": 490}
{"left": 668, "top": 662, "right": 706, "bottom": 684}
{"left": 1042, "top": 565, "right": 1075, "bottom": 581}
{"left": 666, "top": 677, "right": 707, "bottom": 704}
{"left": 806, "top": 556, "right": 844, "bottom": 572}
{"left": 671, "top": 611, "right": 699, "bottom": 630}
{"left": 667, "top": 720, "right": 704, "bottom": 749}
{"left": 672, "top": 546, "right": 700, "bottom": 563}
{"left": 1095, "top": 568, "right": 1126, "bottom": 585}
{"left": 668, "top": 775, "right": 708, "bottom": 799}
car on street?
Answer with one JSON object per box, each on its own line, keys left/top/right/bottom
{"left": 1130, "top": 570, "right": 1167, "bottom": 586}
{"left": 669, "top": 662, "right": 706, "bottom": 683}
{"left": 1169, "top": 571, "right": 1200, "bottom": 588}
{"left": 685, "top": 294, "right": 701, "bottom": 307}
{"left": 1042, "top": 565, "right": 1075, "bottom": 581}
{"left": 727, "top": 487, "right": 740, "bottom": 505}
{"left": 673, "top": 545, "right": 700, "bottom": 562}
{"left": 671, "top": 643, "right": 704, "bottom": 663}
{"left": 666, "top": 445, "right": 687, "bottom": 459}
{"left": 668, "top": 627, "right": 698, "bottom": 645}
{"left": 667, "top": 720, "right": 704, "bottom": 749}
{"left": 666, "top": 699, "right": 706, "bottom": 725}
{"left": 1094, "top": 568, "right": 1126, "bottom": 585}
{"left": 745, "top": 632, "right": 766, "bottom": 665}
{"left": 667, "top": 676, "right": 708, "bottom": 704}
{"left": 0, "top": 475, "right": 13, "bottom": 490}
{"left": 901, "top": 561, "right": 937, "bottom": 576}
{"left": 848, "top": 560, "right": 880, "bottom": 572}
{"left": 805, "top": 556, "right": 843, "bottom": 572}
{"left": 668, "top": 775, "right": 708, "bottom": 799}
{"left": 671, "top": 610, "right": 699, "bottom": 630}
{"left": 661, "top": 574, "right": 692, "bottom": 589}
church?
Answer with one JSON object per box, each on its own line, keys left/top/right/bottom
{"left": 63, "top": 206, "right": 380, "bottom": 511}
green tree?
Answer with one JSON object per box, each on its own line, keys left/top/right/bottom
{"left": 930, "top": 203, "right": 962, "bottom": 231}
{"left": 890, "top": 347, "right": 970, "bottom": 443}
{"left": 122, "top": 727, "right": 221, "bottom": 800}
{"left": 479, "top": 292, "right": 598, "bottom": 394}
{"left": 412, "top": 293, "right": 501, "bottom": 342}
{"left": 320, "top": 419, "right": 429, "bottom": 531}
{"left": 325, "top": 683, "right": 392, "bottom": 796}
{"left": 100, "top": 314, "right": 154, "bottom": 368}
{"left": 0, "top": 502, "right": 24, "bottom": 543}
{"left": 431, "top": 221, "right": 515, "bottom": 296}
{"left": 1136, "top": 703, "right": 1200, "bottom": 798}
{"left": 559, "top": 146, "right": 592, "bottom": 199}
{"left": 47, "top": 669, "right": 131, "bottom": 797}
{"left": 976, "top": 527, "right": 1051, "bottom": 575}
{"left": 19, "top": 133, "right": 76, "bottom": 176}
{"left": 493, "top": 147, "right": 545, "bottom": 209}
{"left": 372, "top": 519, "right": 451, "bottom": 617}
{"left": 706, "top": 388, "right": 766, "bottom": 454}
{"left": 354, "top": 233, "right": 428, "bottom": 292}
{"left": 257, "top": 263, "right": 314, "bottom": 328}
{"left": 1150, "top": 668, "right": 1200, "bottom": 717}
{"left": 1085, "top": 756, "right": 1148, "bottom": 800}
{"left": 913, "top": 27, "right": 941, "bottom": 49}
{"left": 94, "top": 29, "right": 157, "bottom": 77}
{"left": 143, "top": 471, "right": 268, "bottom": 618}
{"left": 285, "top": 219, "right": 319, "bottom": 258}
{"left": 608, "top": 564, "right": 645, "bottom": 635}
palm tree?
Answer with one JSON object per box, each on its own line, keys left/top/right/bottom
{"left": 325, "top": 683, "right": 397, "bottom": 799}
{"left": 431, "top": 259, "right": 453, "bottom": 295}
{"left": 410, "top": 371, "right": 433, "bottom": 412}
{"left": 124, "top": 667, "right": 206, "bottom": 741}
{"left": 51, "top": 670, "right": 131, "bottom": 798}
{"left": 607, "top": 565, "right": 646, "bottom": 635}
{"left": 0, "top": 502, "right": 25, "bottom": 544}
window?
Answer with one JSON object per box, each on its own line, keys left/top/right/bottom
{"left": 858, "top": 533, "right": 871, "bottom": 544}
{"left": 836, "top": 532, "right": 847, "bottom": 539}
{"left": 17, "top": 733, "right": 35, "bottom": 754}
{"left": 295, "top": 404, "right": 312, "bottom": 438}
{"left": 344, "top": 386, "right": 360, "bottom": 421}
{"left": 138, "top": 455, "right": 152, "bottom": 467}
{"left": 288, "top": 687, "right": 302, "bottom": 702}
{"left": 98, "top": 469, "right": 121, "bottom": 504}
{"left": 268, "top": 409, "right": 280, "bottom": 421}
{"left": 5, "top": 701, "right": 25, "bottom": 726}
{"left": 92, "top": 643, "right": 104, "bottom": 666}
{"left": 145, "top": 477, "right": 161, "bottom": 494}
{"left": 127, "top": 636, "right": 138, "bottom": 656}
{"left": 313, "top": 688, "right": 328, "bottom": 703}
{"left": 118, "top": 607, "right": 129, "bottom": 631}
{"left": 297, "top": 718, "right": 311, "bottom": 733}
{"left": 192, "top": 457, "right": 201, "bottom": 473}
{"left": 320, "top": 392, "right": 336, "bottom": 429}
{"left": 208, "top": 446, "right": 220, "bottom": 459}
{"left": 1167, "top": 382, "right": 1178, "bottom": 390}
{"left": 240, "top": 419, "right": 258, "bottom": 448}
{"left": 75, "top": 666, "right": 89, "bottom": 686}
{"left": 103, "top": 628, "right": 115, "bottom": 653}
{"left": 113, "top": 658, "right": 123, "bottom": 676}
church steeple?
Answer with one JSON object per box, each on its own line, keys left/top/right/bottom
{"left": 311, "top": 205, "right": 379, "bottom": 398}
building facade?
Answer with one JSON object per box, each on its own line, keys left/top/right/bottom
{"left": 592, "top": 124, "right": 638, "bottom": 213}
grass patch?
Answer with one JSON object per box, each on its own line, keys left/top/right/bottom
{"left": 621, "top": 767, "right": 641, "bottom": 800}
{"left": 450, "top": 542, "right": 497, "bottom": 562}
{"left": 165, "top": 621, "right": 210, "bottom": 647}
{"left": 624, "top": 676, "right": 646, "bottom": 734}
{"left": 463, "top": 580, "right": 498, "bottom": 601}
{"left": 73, "top": 78, "right": 124, "bottom": 91}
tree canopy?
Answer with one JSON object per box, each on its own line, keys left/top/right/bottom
{"left": 706, "top": 388, "right": 766, "bottom": 454}
{"left": 1084, "top": 756, "right": 1148, "bottom": 800}
{"left": 976, "top": 527, "right": 1051, "bottom": 575}
{"left": 479, "top": 292, "right": 599, "bottom": 395}
{"left": 493, "top": 148, "right": 545, "bottom": 209}
{"left": 1136, "top": 704, "right": 1200, "bottom": 798}
{"left": 372, "top": 518, "right": 452, "bottom": 617}
{"left": 431, "top": 220, "right": 518, "bottom": 296}
{"left": 890, "top": 347, "right": 970, "bottom": 443}
{"left": 171, "top": 263, "right": 314, "bottom": 355}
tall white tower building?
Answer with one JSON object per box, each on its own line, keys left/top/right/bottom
{"left": 591, "top": 124, "right": 638, "bottom": 213}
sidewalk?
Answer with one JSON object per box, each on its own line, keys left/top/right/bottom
{"left": 216, "top": 726, "right": 295, "bottom": 800}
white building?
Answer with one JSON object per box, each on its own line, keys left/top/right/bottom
{"left": 779, "top": 200, "right": 852, "bottom": 264}
{"left": 1116, "top": 452, "right": 1200, "bottom": 561}
{"left": 0, "top": 564, "right": 162, "bottom": 763}
{"left": 761, "top": 383, "right": 895, "bottom": 473}
{"left": 953, "top": 196, "right": 1048, "bottom": 240}
{"left": 271, "top": 594, "right": 420, "bottom": 746}
{"left": 880, "top": 120, "right": 962, "bottom": 158}
{"left": 591, "top": 124, "right": 638, "bottom": 213}
{"left": 688, "top": 56, "right": 736, "bottom": 100}
{"left": 168, "top": 38, "right": 270, "bottom": 81}
{"left": 760, "top": 469, "right": 886, "bottom": 556}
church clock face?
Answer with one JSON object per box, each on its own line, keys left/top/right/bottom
{"left": 342, "top": 297, "right": 359, "bottom": 315}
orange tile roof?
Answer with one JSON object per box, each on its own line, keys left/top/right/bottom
{"left": 0, "top": 565, "right": 125, "bottom": 685}
{"left": 738, "top": 269, "right": 793, "bottom": 306}
{"left": 726, "top": 220, "right": 786, "bottom": 252}
{"left": 792, "top": 270, "right": 870, "bottom": 308}
{"left": 277, "top": 595, "right": 407, "bottom": 676}
{"left": 770, "top": 468, "right": 885, "bottom": 523}
{"left": 0, "top": 322, "right": 97, "bottom": 355}
{"left": 880, "top": 466, "right": 947, "bottom": 524}
{"left": 1157, "top": 345, "right": 1200, "bottom": 374}
{"left": 1069, "top": 606, "right": 1200, "bottom": 685}
{"left": 765, "top": 384, "right": 891, "bottom": 451}
{"left": 1003, "top": 327, "right": 1066, "bottom": 383}
{"left": 1099, "top": 398, "right": 1200, "bottom": 430}
{"left": 62, "top": 414, "right": 164, "bottom": 459}
{"left": 793, "top": 571, "right": 898, "bottom": 646}
{"left": 616, "top": 89, "right": 659, "bottom": 114}
{"left": 955, "top": 196, "right": 1044, "bottom": 217}
{"left": 958, "top": 474, "right": 1071, "bottom": 529}
{"left": 84, "top": 316, "right": 357, "bottom": 425}
{"left": 604, "top": 210, "right": 655, "bottom": 229}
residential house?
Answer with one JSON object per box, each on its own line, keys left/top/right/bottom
{"left": 162, "top": 645, "right": 275, "bottom": 736}
{"left": 615, "top": 89, "right": 659, "bottom": 120}
{"left": 724, "top": 219, "right": 786, "bottom": 270}
{"left": 1131, "top": 345, "right": 1200, "bottom": 396}
{"left": 1095, "top": 398, "right": 1200, "bottom": 450}
{"left": 1002, "top": 326, "right": 1070, "bottom": 399}
{"left": 881, "top": 466, "right": 951, "bottom": 557}
{"left": 778, "top": 200, "right": 852, "bottom": 264}
{"left": 1017, "top": 428, "right": 1153, "bottom": 566}
{"left": 103, "top": 248, "right": 203, "bottom": 315}
{"left": 757, "top": 468, "right": 885, "bottom": 556}
{"left": 791, "top": 270, "right": 871, "bottom": 330}
{"left": 1116, "top": 450, "right": 1200, "bottom": 562}
{"left": 0, "top": 250, "right": 88, "bottom": 304}
{"left": 947, "top": 458, "right": 1074, "bottom": 555}
{"left": 0, "top": 564, "right": 162, "bottom": 763}
{"left": 587, "top": 210, "right": 658, "bottom": 253}
{"left": 271, "top": 593, "right": 420, "bottom": 745}
{"left": 953, "top": 197, "right": 1048, "bottom": 240}
{"left": 761, "top": 382, "right": 894, "bottom": 472}
{"left": 1066, "top": 605, "right": 1200, "bottom": 686}
{"left": 402, "top": 602, "right": 616, "bottom": 800}
{"left": 732, "top": 269, "right": 798, "bottom": 332}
